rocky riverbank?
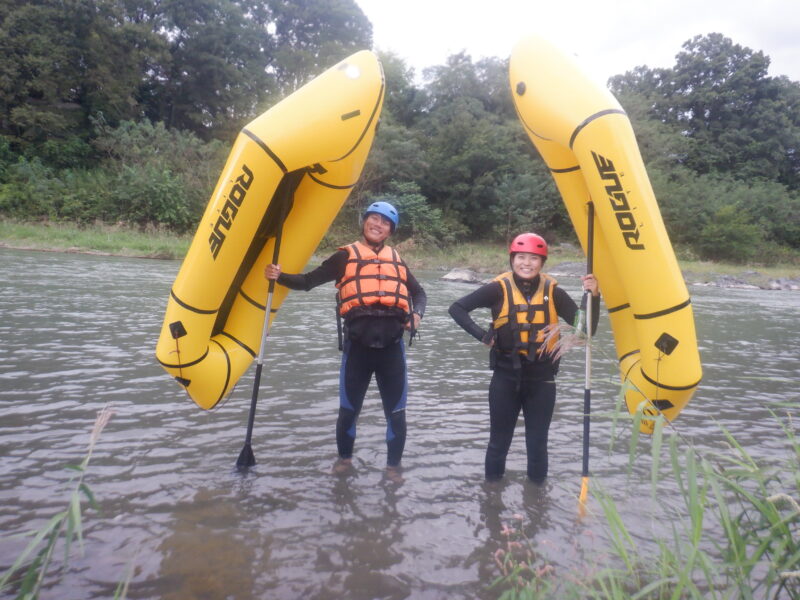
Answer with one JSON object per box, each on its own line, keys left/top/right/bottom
{"left": 441, "top": 262, "right": 800, "bottom": 291}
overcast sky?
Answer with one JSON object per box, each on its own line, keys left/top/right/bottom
{"left": 354, "top": 0, "right": 800, "bottom": 86}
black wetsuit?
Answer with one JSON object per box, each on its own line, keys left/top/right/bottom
{"left": 277, "top": 247, "right": 426, "bottom": 467}
{"left": 449, "top": 273, "right": 599, "bottom": 482}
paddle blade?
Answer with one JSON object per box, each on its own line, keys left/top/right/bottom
{"left": 578, "top": 476, "right": 589, "bottom": 517}
{"left": 236, "top": 443, "right": 256, "bottom": 469}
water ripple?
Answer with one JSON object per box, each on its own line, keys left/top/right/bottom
{"left": 0, "top": 249, "right": 797, "bottom": 598}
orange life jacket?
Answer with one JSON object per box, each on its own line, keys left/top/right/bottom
{"left": 492, "top": 271, "right": 559, "bottom": 360}
{"left": 336, "top": 241, "right": 411, "bottom": 316}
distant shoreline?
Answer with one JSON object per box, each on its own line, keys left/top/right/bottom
{"left": 441, "top": 263, "right": 800, "bottom": 291}
{"left": 1, "top": 220, "right": 798, "bottom": 291}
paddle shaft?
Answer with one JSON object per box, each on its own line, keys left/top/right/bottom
{"left": 242, "top": 278, "right": 277, "bottom": 446}
{"left": 581, "top": 202, "right": 595, "bottom": 480}
{"left": 237, "top": 216, "right": 285, "bottom": 467}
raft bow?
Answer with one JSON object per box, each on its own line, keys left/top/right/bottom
{"left": 509, "top": 36, "right": 702, "bottom": 432}
{"left": 156, "top": 51, "right": 385, "bottom": 410}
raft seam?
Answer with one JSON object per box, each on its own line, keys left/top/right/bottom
{"left": 634, "top": 298, "right": 691, "bottom": 320}
{"left": 623, "top": 357, "right": 640, "bottom": 381}
{"left": 219, "top": 331, "right": 256, "bottom": 358}
{"left": 551, "top": 165, "right": 580, "bottom": 173}
{"left": 332, "top": 78, "right": 385, "bottom": 162}
{"left": 641, "top": 369, "right": 701, "bottom": 391}
{"left": 569, "top": 109, "right": 626, "bottom": 149}
{"left": 607, "top": 303, "right": 631, "bottom": 314}
{"left": 240, "top": 288, "right": 265, "bottom": 310}
{"left": 170, "top": 290, "right": 217, "bottom": 315}
{"left": 156, "top": 348, "right": 209, "bottom": 370}
{"left": 618, "top": 349, "right": 640, "bottom": 363}
{"left": 512, "top": 104, "right": 552, "bottom": 141}
{"left": 242, "top": 128, "right": 288, "bottom": 173}
{"left": 307, "top": 173, "right": 355, "bottom": 190}
{"left": 209, "top": 338, "right": 231, "bottom": 409}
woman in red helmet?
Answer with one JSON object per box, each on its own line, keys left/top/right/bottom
{"left": 449, "top": 233, "right": 599, "bottom": 483}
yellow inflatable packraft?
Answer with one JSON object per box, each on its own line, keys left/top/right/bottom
{"left": 509, "top": 36, "right": 702, "bottom": 432}
{"left": 156, "top": 50, "right": 385, "bottom": 410}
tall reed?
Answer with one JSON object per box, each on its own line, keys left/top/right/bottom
{"left": 0, "top": 406, "right": 125, "bottom": 600}
{"left": 491, "top": 402, "right": 799, "bottom": 599}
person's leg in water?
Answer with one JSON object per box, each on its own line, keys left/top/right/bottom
{"left": 336, "top": 339, "right": 373, "bottom": 471}
{"left": 374, "top": 339, "right": 407, "bottom": 474}
{"left": 485, "top": 367, "right": 523, "bottom": 480}
{"left": 521, "top": 379, "right": 556, "bottom": 483}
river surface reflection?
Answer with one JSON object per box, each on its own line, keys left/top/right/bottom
{"left": 0, "top": 248, "right": 797, "bottom": 599}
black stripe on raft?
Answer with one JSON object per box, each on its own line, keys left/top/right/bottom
{"left": 618, "top": 349, "right": 640, "bottom": 363}
{"left": 239, "top": 286, "right": 282, "bottom": 312}
{"left": 623, "top": 357, "right": 640, "bottom": 382}
{"left": 607, "top": 303, "right": 631, "bottom": 314}
{"left": 209, "top": 338, "right": 232, "bottom": 409}
{"left": 511, "top": 84, "right": 552, "bottom": 141}
{"left": 551, "top": 165, "right": 581, "bottom": 173}
{"left": 306, "top": 172, "right": 355, "bottom": 190}
{"left": 634, "top": 298, "right": 691, "bottom": 320}
{"left": 171, "top": 290, "right": 218, "bottom": 315}
{"left": 240, "top": 288, "right": 264, "bottom": 310}
{"left": 641, "top": 369, "right": 701, "bottom": 391}
{"left": 333, "top": 78, "right": 385, "bottom": 162}
{"left": 156, "top": 347, "right": 209, "bottom": 370}
{"left": 242, "top": 128, "right": 288, "bottom": 173}
{"left": 341, "top": 110, "right": 361, "bottom": 120}
{"left": 219, "top": 331, "right": 256, "bottom": 358}
{"left": 569, "top": 109, "right": 627, "bottom": 149}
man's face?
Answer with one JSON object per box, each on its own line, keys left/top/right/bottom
{"left": 363, "top": 213, "right": 392, "bottom": 245}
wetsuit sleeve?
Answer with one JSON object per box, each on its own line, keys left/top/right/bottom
{"left": 276, "top": 250, "right": 347, "bottom": 291}
{"left": 553, "top": 286, "right": 600, "bottom": 335}
{"left": 406, "top": 271, "right": 427, "bottom": 318}
{"left": 448, "top": 282, "right": 503, "bottom": 343}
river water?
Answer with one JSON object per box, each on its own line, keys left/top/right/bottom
{"left": 0, "top": 248, "right": 797, "bottom": 599}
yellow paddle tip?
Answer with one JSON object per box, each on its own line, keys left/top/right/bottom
{"left": 578, "top": 476, "right": 590, "bottom": 517}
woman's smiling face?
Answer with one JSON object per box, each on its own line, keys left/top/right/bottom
{"left": 511, "top": 252, "right": 543, "bottom": 280}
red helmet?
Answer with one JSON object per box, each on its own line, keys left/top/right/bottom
{"left": 509, "top": 233, "right": 548, "bottom": 257}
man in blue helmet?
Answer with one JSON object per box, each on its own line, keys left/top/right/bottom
{"left": 265, "top": 201, "right": 426, "bottom": 478}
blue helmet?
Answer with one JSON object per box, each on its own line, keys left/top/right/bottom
{"left": 363, "top": 201, "right": 399, "bottom": 232}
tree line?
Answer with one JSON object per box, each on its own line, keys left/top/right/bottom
{"left": 1, "top": 0, "right": 798, "bottom": 264}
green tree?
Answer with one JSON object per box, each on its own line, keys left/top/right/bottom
{"left": 422, "top": 52, "right": 513, "bottom": 117}
{"left": 611, "top": 34, "right": 800, "bottom": 190}
{"left": 695, "top": 204, "right": 763, "bottom": 262}
{"left": 378, "top": 51, "right": 425, "bottom": 127}
{"left": 372, "top": 181, "right": 465, "bottom": 246}
{"left": 267, "top": 0, "right": 373, "bottom": 96}
{"left": 490, "top": 170, "right": 564, "bottom": 243}
{"left": 357, "top": 120, "right": 427, "bottom": 198}
{"left": 0, "top": 0, "right": 374, "bottom": 150}
{"left": 612, "top": 78, "right": 694, "bottom": 173}
{"left": 141, "top": 0, "right": 278, "bottom": 140}
{"left": 0, "top": 0, "right": 163, "bottom": 162}
{"left": 416, "top": 96, "right": 549, "bottom": 236}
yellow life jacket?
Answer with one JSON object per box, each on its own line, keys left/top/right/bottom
{"left": 492, "top": 271, "right": 559, "bottom": 360}
{"left": 336, "top": 241, "right": 410, "bottom": 316}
